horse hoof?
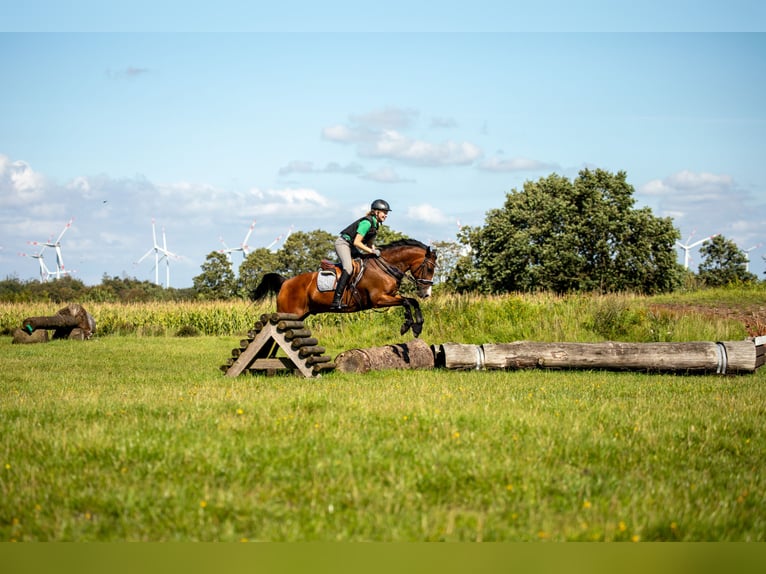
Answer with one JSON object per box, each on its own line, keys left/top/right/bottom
{"left": 400, "top": 323, "right": 411, "bottom": 336}
{"left": 413, "top": 323, "right": 423, "bottom": 338}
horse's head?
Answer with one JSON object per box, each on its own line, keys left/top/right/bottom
{"left": 378, "top": 239, "right": 438, "bottom": 298}
{"left": 412, "top": 245, "right": 437, "bottom": 299}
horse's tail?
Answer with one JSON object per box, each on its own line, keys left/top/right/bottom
{"left": 250, "top": 272, "right": 286, "bottom": 302}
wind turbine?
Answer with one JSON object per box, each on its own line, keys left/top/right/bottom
{"left": 135, "top": 219, "right": 180, "bottom": 288}
{"left": 676, "top": 230, "right": 717, "bottom": 270}
{"left": 19, "top": 248, "right": 54, "bottom": 282}
{"left": 266, "top": 225, "right": 293, "bottom": 250}
{"left": 218, "top": 219, "right": 256, "bottom": 261}
{"left": 28, "top": 218, "right": 74, "bottom": 279}
{"left": 742, "top": 243, "right": 762, "bottom": 273}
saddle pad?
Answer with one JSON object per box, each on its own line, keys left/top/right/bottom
{"left": 316, "top": 269, "right": 338, "bottom": 292}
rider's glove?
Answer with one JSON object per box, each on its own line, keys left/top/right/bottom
{"left": 372, "top": 248, "right": 381, "bottom": 257}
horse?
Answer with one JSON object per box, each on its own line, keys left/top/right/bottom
{"left": 250, "top": 239, "right": 437, "bottom": 337}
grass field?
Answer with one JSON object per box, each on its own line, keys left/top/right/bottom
{"left": 1, "top": 289, "right": 765, "bottom": 541}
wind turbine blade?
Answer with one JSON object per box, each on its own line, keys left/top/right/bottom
{"left": 55, "top": 218, "right": 74, "bottom": 243}
{"left": 136, "top": 248, "right": 155, "bottom": 264}
{"left": 242, "top": 219, "right": 256, "bottom": 248}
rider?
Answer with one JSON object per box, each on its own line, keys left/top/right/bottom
{"left": 330, "top": 199, "right": 391, "bottom": 310}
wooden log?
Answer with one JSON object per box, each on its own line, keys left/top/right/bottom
{"left": 277, "top": 320, "right": 306, "bottom": 332}
{"left": 305, "top": 355, "right": 333, "bottom": 365}
{"left": 21, "top": 303, "right": 95, "bottom": 340}
{"left": 291, "top": 337, "right": 319, "bottom": 349}
{"left": 334, "top": 338, "right": 435, "bottom": 374}
{"left": 23, "top": 314, "right": 80, "bottom": 330}
{"left": 284, "top": 328, "right": 312, "bottom": 340}
{"left": 298, "top": 345, "right": 326, "bottom": 358}
{"left": 436, "top": 340, "right": 757, "bottom": 374}
{"left": 313, "top": 363, "right": 336, "bottom": 375}
{"left": 267, "top": 313, "right": 302, "bottom": 324}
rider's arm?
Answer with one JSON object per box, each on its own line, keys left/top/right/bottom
{"left": 353, "top": 233, "right": 377, "bottom": 255}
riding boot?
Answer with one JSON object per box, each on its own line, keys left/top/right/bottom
{"left": 329, "top": 271, "right": 350, "bottom": 310}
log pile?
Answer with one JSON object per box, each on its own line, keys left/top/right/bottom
{"left": 12, "top": 304, "right": 96, "bottom": 344}
{"left": 221, "top": 313, "right": 335, "bottom": 378}
{"left": 334, "top": 338, "right": 435, "bottom": 374}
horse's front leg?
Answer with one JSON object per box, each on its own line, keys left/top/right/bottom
{"left": 399, "top": 298, "right": 415, "bottom": 336}
{"left": 408, "top": 298, "right": 424, "bottom": 337}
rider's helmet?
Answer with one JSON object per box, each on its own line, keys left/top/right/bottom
{"left": 371, "top": 199, "right": 391, "bottom": 212}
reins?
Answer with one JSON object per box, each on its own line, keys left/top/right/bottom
{"left": 373, "top": 250, "right": 434, "bottom": 287}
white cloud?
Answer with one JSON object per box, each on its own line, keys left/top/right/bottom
{"left": 278, "top": 160, "right": 364, "bottom": 176}
{"left": 0, "top": 154, "right": 47, "bottom": 206}
{"left": 350, "top": 107, "right": 419, "bottom": 130}
{"left": 323, "top": 109, "right": 483, "bottom": 167}
{"left": 407, "top": 203, "right": 451, "bottom": 224}
{"left": 360, "top": 129, "right": 482, "bottom": 166}
{"left": 361, "top": 166, "right": 414, "bottom": 183}
{"left": 477, "top": 156, "right": 557, "bottom": 172}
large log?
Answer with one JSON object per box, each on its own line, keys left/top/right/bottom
{"left": 334, "top": 338, "right": 435, "bottom": 374}
{"left": 21, "top": 304, "right": 95, "bottom": 340}
{"left": 435, "top": 340, "right": 757, "bottom": 375}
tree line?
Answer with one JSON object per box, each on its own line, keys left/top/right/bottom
{"left": 1, "top": 169, "right": 760, "bottom": 303}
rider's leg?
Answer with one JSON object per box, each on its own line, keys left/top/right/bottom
{"left": 331, "top": 237, "right": 353, "bottom": 310}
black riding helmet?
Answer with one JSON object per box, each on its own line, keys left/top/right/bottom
{"left": 371, "top": 199, "right": 391, "bottom": 212}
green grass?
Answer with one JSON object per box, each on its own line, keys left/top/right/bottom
{"left": 2, "top": 327, "right": 765, "bottom": 541}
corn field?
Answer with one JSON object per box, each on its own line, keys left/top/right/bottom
{"left": 0, "top": 300, "right": 273, "bottom": 337}
{"left": 0, "top": 291, "right": 752, "bottom": 344}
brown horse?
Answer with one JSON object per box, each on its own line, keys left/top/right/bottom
{"left": 250, "top": 239, "right": 437, "bottom": 337}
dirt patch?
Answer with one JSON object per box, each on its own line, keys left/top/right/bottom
{"left": 649, "top": 302, "right": 766, "bottom": 337}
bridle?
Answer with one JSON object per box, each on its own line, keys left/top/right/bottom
{"left": 374, "top": 250, "right": 435, "bottom": 288}
{"left": 411, "top": 254, "right": 435, "bottom": 287}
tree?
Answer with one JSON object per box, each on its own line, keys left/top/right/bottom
{"left": 697, "top": 235, "right": 757, "bottom": 286}
{"left": 238, "top": 247, "right": 280, "bottom": 297}
{"left": 377, "top": 226, "right": 409, "bottom": 245}
{"left": 462, "top": 169, "right": 681, "bottom": 294}
{"left": 192, "top": 251, "right": 237, "bottom": 299}
{"left": 275, "top": 229, "right": 336, "bottom": 276}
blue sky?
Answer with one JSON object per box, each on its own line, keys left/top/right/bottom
{"left": 1, "top": 3, "right": 765, "bottom": 287}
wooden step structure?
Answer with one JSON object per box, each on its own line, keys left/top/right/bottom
{"left": 221, "top": 313, "right": 335, "bottom": 378}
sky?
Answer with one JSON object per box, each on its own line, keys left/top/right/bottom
{"left": 1, "top": 2, "right": 765, "bottom": 287}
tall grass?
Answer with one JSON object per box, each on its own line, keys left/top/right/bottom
{"left": 0, "top": 290, "right": 751, "bottom": 345}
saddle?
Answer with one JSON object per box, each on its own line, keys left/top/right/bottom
{"left": 316, "top": 259, "right": 365, "bottom": 292}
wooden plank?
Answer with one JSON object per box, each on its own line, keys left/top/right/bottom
{"left": 248, "top": 358, "right": 297, "bottom": 371}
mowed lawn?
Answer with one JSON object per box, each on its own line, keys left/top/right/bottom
{"left": 1, "top": 331, "right": 764, "bottom": 541}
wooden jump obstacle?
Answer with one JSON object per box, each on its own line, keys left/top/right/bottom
{"left": 221, "top": 313, "right": 335, "bottom": 378}
{"left": 12, "top": 304, "right": 96, "bottom": 344}
{"left": 434, "top": 337, "right": 766, "bottom": 375}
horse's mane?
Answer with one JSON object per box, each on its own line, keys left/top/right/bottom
{"left": 380, "top": 239, "right": 429, "bottom": 251}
